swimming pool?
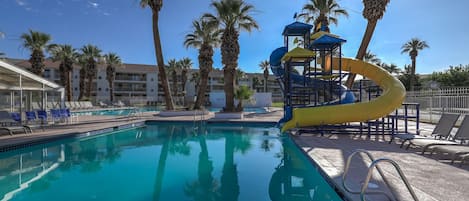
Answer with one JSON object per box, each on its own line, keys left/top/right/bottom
{"left": 0, "top": 123, "right": 343, "bottom": 201}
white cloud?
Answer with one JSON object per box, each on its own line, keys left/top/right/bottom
{"left": 103, "top": 12, "right": 110, "bottom": 16}
{"left": 16, "top": 0, "right": 26, "bottom": 6}
{"left": 88, "top": 1, "right": 99, "bottom": 8}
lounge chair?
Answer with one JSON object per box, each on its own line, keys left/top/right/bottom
{"left": 406, "top": 115, "right": 469, "bottom": 154}
{"left": 396, "top": 113, "right": 460, "bottom": 147}
{"left": 113, "top": 100, "right": 125, "bottom": 107}
{"left": 430, "top": 145, "right": 469, "bottom": 164}
{"left": 99, "top": 101, "right": 108, "bottom": 107}
{"left": 65, "top": 101, "right": 74, "bottom": 110}
{"left": 72, "top": 101, "right": 82, "bottom": 110}
{"left": 0, "top": 111, "right": 31, "bottom": 135}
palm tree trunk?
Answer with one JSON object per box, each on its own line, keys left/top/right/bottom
{"left": 152, "top": 11, "right": 174, "bottom": 110}
{"left": 153, "top": 130, "right": 171, "bottom": 201}
{"left": 345, "top": 20, "right": 378, "bottom": 88}
{"left": 224, "top": 68, "right": 235, "bottom": 111}
{"left": 409, "top": 56, "right": 416, "bottom": 91}
{"left": 86, "top": 76, "right": 92, "bottom": 98}
{"left": 264, "top": 77, "right": 267, "bottom": 92}
{"left": 194, "top": 70, "right": 209, "bottom": 109}
{"left": 79, "top": 68, "right": 86, "bottom": 100}
{"left": 108, "top": 80, "right": 114, "bottom": 102}
{"left": 67, "top": 70, "right": 73, "bottom": 101}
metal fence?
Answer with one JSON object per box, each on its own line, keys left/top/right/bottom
{"left": 406, "top": 87, "right": 469, "bottom": 123}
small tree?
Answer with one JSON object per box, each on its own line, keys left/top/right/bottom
{"left": 234, "top": 85, "right": 254, "bottom": 112}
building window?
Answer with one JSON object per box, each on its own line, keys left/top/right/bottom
{"left": 151, "top": 89, "right": 154, "bottom": 92}
{"left": 75, "top": 75, "right": 78, "bottom": 79}
{"left": 98, "top": 88, "right": 102, "bottom": 91}
{"left": 106, "top": 88, "right": 109, "bottom": 91}
{"left": 74, "top": 88, "right": 78, "bottom": 91}
{"left": 151, "top": 78, "right": 154, "bottom": 82}
{"left": 98, "top": 76, "right": 102, "bottom": 79}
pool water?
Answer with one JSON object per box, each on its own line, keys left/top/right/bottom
{"left": 0, "top": 123, "right": 343, "bottom": 201}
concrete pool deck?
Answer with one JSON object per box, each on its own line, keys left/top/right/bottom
{"left": 0, "top": 109, "right": 467, "bottom": 201}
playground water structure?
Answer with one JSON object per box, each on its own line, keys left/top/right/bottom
{"left": 271, "top": 22, "right": 406, "bottom": 132}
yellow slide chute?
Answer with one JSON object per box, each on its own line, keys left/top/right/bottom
{"left": 281, "top": 58, "right": 406, "bottom": 132}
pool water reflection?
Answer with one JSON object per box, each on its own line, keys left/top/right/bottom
{"left": 0, "top": 123, "right": 342, "bottom": 201}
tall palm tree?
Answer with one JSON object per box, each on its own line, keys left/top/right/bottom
{"left": 104, "top": 53, "right": 122, "bottom": 103}
{"left": 364, "top": 50, "right": 381, "bottom": 65}
{"left": 179, "top": 57, "right": 192, "bottom": 96}
{"left": 204, "top": 0, "right": 259, "bottom": 112}
{"left": 140, "top": 0, "right": 175, "bottom": 110}
{"left": 20, "top": 30, "right": 52, "bottom": 76}
{"left": 184, "top": 17, "right": 222, "bottom": 109}
{"left": 80, "top": 44, "right": 101, "bottom": 99}
{"left": 299, "top": 0, "right": 348, "bottom": 32}
{"left": 49, "top": 44, "right": 78, "bottom": 101}
{"left": 167, "top": 59, "right": 180, "bottom": 98}
{"left": 345, "top": 0, "right": 390, "bottom": 88}
{"left": 259, "top": 60, "right": 269, "bottom": 92}
{"left": 401, "top": 38, "right": 429, "bottom": 91}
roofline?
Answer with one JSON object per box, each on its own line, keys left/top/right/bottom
{"left": 0, "top": 60, "right": 62, "bottom": 90}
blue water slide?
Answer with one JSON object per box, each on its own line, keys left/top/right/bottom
{"left": 269, "top": 47, "right": 356, "bottom": 123}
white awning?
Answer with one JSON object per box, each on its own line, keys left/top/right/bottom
{"left": 0, "top": 60, "right": 62, "bottom": 91}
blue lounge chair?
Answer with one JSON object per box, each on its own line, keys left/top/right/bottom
{"left": 0, "top": 111, "right": 30, "bottom": 135}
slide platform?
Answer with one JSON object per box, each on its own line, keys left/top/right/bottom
{"left": 281, "top": 58, "right": 406, "bottom": 132}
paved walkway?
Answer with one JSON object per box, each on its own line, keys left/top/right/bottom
{"left": 293, "top": 126, "right": 469, "bottom": 201}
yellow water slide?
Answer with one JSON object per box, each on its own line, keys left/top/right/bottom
{"left": 281, "top": 58, "right": 406, "bottom": 132}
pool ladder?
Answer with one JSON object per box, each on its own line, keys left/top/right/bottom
{"left": 342, "top": 149, "right": 419, "bottom": 201}
{"left": 193, "top": 108, "right": 206, "bottom": 134}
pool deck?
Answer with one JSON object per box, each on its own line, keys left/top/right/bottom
{"left": 0, "top": 109, "right": 467, "bottom": 201}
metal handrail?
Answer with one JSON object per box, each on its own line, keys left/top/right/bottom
{"left": 343, "top": 149, "right": 396, "bottom": 200}
{"left": 361, "top": 158, "right": 419, "bottom": 201}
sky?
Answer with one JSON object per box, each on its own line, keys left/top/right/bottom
{"left": 1, "top": 0, "right": 469, "bottom": 74}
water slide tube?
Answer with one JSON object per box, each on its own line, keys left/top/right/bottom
{"left": 281, "top": 58, "right": 406, "bottom": 132}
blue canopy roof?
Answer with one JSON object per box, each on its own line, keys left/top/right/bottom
{"left": 282, "top": 22, "right": 313, "bottom": 36}
{"left": 310, "top": 34, "right": 346, "bottom": 49}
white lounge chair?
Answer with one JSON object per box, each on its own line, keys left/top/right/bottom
{"left": 397, "top": 113, "right": 460, "bottom": 148}
{"left": 406, "top": 115, "right": 469, "bottom": 154}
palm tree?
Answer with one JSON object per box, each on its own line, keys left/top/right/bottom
{"left": 259, "top": 60, "right": 269, "bottom": 92}
{"left": 167, "top": 59, "right": 180, "bottom": 98}
{"left": 251, "top": 76, "right": 261, "bottom": 92}
{"left": 204, "top": 0, "right": 259, "bottom": 112}
{"left": 49, "top": 44, "right": 78, "bottom": 101}
{"left": 235, "top": 69, "right": 245, "bottom": 85}
{"left": 401, "top": 38, "right": 429, "bottom": 91}
{"left": 299, "top": 0, "right": 348, "bottom": 32}
{"left": 364, "top": 51, "right": 381, "bottom": 65}
{"left": 179, "top": 57, "right": 192, "bottom": 96}
{"left": 190, "top": 72, "right": 201, "bottom": 91}
{"left": 345, "top": 0, "right": 390, "bottom": 88}
{"left": 234, "top": 85, "right": 254, "bottom": 111}
{"left": 184, "top": 17, "right": 222, "bottom": 109}
{"left": 104, "top": 53, "right": 122, "bottom": 103}
{"left": 140, "top": 0, "right": 175, "bottom": 110}
{"left": 20, "top": 30, "right": 52, "bottom": 76}
{"left": 80, "top": 44, "right": 101, "bottom": 99}
{"left": 381, "top": 63, "right": 401, "bottom": 75}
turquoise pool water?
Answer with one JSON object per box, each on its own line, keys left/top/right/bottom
{"left": 0, "top": 123, "right": 343, "bottom": 201}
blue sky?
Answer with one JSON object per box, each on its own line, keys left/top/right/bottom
{"left": 1, "top": 0, "right": 469, "bottom": 74}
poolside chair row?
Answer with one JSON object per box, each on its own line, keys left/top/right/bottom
{"left": 64, "top": 101, "right": 96, "bottom": 110}
{"left": 395, "top": 113, "right": 469, "bottom": 165}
